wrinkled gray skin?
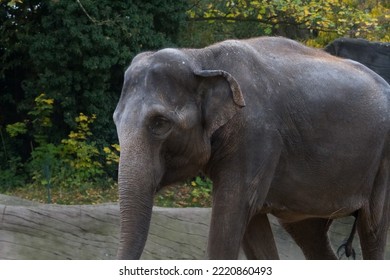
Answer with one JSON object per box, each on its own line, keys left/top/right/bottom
{"left": 114, "top": 37, "right": 390, "bottom": 260}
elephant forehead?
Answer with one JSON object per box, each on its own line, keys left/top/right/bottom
{"left": 129, "top": 49, "right": 197, "bottom": 86}
{"left": 124, "top": 71, "right": 196, "bottom": 110}
{"left": 116, "top": 82, "right": 196, "bottom": 122}
{"left": 144, "top": 73, "right": 193, "bottom": 105}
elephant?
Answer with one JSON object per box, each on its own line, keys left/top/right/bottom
{"left": 114, "top": 36, "right": 390, "bottom": 260}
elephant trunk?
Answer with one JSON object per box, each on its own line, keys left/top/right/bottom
{"left": 116, "top": 144, "right": 159, "bottom": 259}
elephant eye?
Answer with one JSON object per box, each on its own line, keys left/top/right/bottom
{"left": 149, "top": 116, "right": 172, "bottom": 137}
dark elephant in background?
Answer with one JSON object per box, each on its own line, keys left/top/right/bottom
{"left": 114, "top": 36, "right": 390, "bottom": 260}
{"left": 324, "top": 38, "right": 390, "bottom": 84}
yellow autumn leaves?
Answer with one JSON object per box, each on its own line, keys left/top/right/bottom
{"left": 6, "top": 93, "right": 120, "bottom": 190}
{"left": 189, "top": 0, "right": 389, "bottom": 44}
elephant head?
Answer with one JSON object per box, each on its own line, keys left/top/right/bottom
{"left": 113, "top": 48, "right": 245, "bottom": 259}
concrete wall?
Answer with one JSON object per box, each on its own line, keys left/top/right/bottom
{"left": 0, "top": 194, "right": 389, "bottom": 260}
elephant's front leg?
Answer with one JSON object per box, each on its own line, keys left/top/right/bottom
{"left": 206, "top": 135, "right": 282, "bottom": 259}
{"left": 207, "top": 182, "right": 251, "bottom": 259}
{"left": 242, "top": 214, "right": 279, "bottom": 259}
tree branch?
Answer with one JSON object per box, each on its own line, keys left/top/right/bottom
{"left": 75, "top": 0, "right": 112, "bottom": 26}
{"left": 186, "top": 15, "right": 339, "bottom": 34}
{"left": 187, "top": 15, "right": 302, "bottom": 26}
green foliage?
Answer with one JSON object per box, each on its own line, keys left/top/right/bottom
{"left": 103, "top": 144, "right": 120, "bottom": 166}
{"left": 0, "top": 0, "right": 190, "bottom": 204}
{"left": 4, "top": 93, "right": 116, "bottom": 203}
{"left": 154, "top": 176, "right": 213, "bottom": 208}
{"left": 0, "top": 156, "right": 25, "bottom": 192}
{"left": 189, "top": 176, "right": 213, "bottom": 200}
{"left": 183, "top": 0, "right": 389, "bottom": 47}
{"left": 6, "top": 93, "right": 54, "bottom": 144}
{"left": 6, "top": 122, "right": 27, "bottom": 138}
{"left": 28, "top": 93, "right": 54, "bottom": 144}
{"left": 60, "top": 113, "right": 104, "bottom": 184}
{"left": 1, "top": 0, "right": 190, "bottom": 164}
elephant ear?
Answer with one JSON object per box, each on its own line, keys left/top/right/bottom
{"left": 194, "top": 69, "right": 246, "bottom": 137}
